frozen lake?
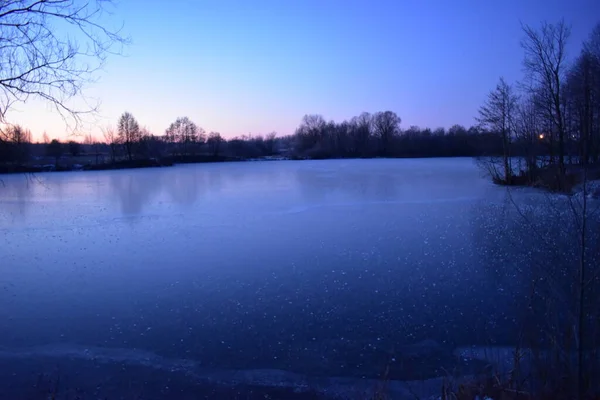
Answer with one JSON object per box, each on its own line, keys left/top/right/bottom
{"left": 0, "top": 158, "right": 585, "bottom": 398}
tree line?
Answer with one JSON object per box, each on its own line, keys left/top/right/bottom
{"left": 0, "top": 111, "right": 524, "bottom": 171}
{"left": 0, "top": 113, "right": 277, "bottom": 171}
{"left": 291, "top": 112, "right": 515, "bottom": 159}
{"left": 0, "top": 110, "right": 580, "bottom": 172}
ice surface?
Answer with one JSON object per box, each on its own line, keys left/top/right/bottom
{"left": 0, "top": 158, "right": 597, "bottom": 394}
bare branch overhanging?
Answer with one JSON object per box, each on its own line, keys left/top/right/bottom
{"left": 0, "top": 0, "right": 129, "bottom": 130}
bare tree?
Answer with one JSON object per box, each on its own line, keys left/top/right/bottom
{"left": 117, "top": 112, "right": 140, "bottom": 161}
{"left": 349, "top": 112, "right": 372, "bottom": 157}
{"left": 515, "top": 94, "right": 543, "bottom": 179}
{"left": 165, "top": 116, "right": 204, "bottom": 156}
{"left": 206, "top": 131, "right": 223, "bottom": 158}
{"left": 102, "top": 125, "right": 118, "bottom": 163}
{"left": 521, "top": 20, "right": 570, "bottom": 176}
{"left": 583, "top": 22, "right": 600, "bottom": 60}
{"left": 294, "top": 114, "right": 326, "bottom": 155}
{"left": 372, "top": 111, "right": 400, "bottom": 156}
{"left": 0, "top": 124, "right": 31, "bottom": 163}
{"left": 477, "top": 77, "right": 519, "bottom": 183}
{"left": 0, "top": 0, "right": 128, "bottom": 127}
{"left": 264, "top": 132, "right": 277, "bottom": 156}
{"left": 42, "top": 131, "right": 50, "bottom": 145}
{"left": 448, "top": 124, "right": 468, "bottom": 136}
{"left": 566, "top": 23, "right": 600, "bottom": 166}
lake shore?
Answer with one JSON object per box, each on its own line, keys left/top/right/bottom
{"left": 0, "top": 155, "right": 294, "bottom": 175}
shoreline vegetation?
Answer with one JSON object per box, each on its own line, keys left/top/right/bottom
{"left": 0, "top": 111, "right": 550, "bottom": 176}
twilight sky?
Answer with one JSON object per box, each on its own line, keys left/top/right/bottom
{"left": 7, "top": 0, "right": 599, "bottom": 141}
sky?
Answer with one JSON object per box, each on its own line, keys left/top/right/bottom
{"left": 6, "top": 0, "right": 599, "bottom": 141}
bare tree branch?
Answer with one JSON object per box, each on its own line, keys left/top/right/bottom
{"left": 0, "top": 0, "right": 129, "bottom": 130}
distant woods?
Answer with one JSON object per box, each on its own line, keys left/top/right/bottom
{"left": 0, "top": 110, "right": 511, "bottom": 173}
{"left": 0, "top": 107, "right": 532, "bottom": 172}
{"left": 0, "top": 112, "right": 276, "bottom": 172}
{"left": 477, "top": 21, "right": 600, "bottom": 191}
{"left": 290, "top": 112, "right": 496, "bottom": 159}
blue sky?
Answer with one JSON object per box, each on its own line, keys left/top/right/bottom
{"left": 8, "top": 0, "right": 599, "bottom": 140}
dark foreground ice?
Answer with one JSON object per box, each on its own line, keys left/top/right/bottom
{"left": 0, "top": 342, "right": 499, "bottom": 399}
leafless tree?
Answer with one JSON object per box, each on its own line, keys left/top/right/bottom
{"left": 521, "top": 20, "right": 570, "bottom": 176}
{"left": 42, "top": 131, "right": 50, "bottom": 144}
{"left": 117, "top": 111, "right": 140, "bottom": 161}
{"left": 0, "top": 124, "right": 31, "bottom": 163}
{"left": 514, "top": 94, "right": 543, "bottom": 179}
{"left": 565, "top": 23, "right": 600, "bottom": 166}
{"left": 566, "top": 52, "right": 594, "bottom": 163}
{"left": 102, "top": 125, "right": 118, "bottom": 163}
{"left": 349, "top": 112, "right": 372, "bottom": 157}
{"left": 0, "top": 0, "right": 128, "bottom": 127}
{"left": 165, "top": 116, "right": 204, "bottom": 156}
{"left": 584, "top": 23, "right": 600, "bottom": 59}
{"left": 294, "top": 114, "right": 326, "bottom": 154}
{"left": 477, "top": 77, "right": 519, "bottom": 183}
{"left": 372, "top": 111, "right": 400, "bottom": 156}
{"left": 404, "top": 125, "right": 421, "bottom": 137}
{"left": 264, "top": 132, "right": 277, "bottom": 155}
{"left": 3, "top": 124, "right": 31, "bottom": 144}
{"left": 448, "top": 124, "right": 468, "bottom": 136}
{"left": 206, "top": 131, "right": 223, "bottom": 158}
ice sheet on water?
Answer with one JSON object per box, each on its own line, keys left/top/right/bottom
{"left": 4, "top": 159, "right": 595, "bottom": 397}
